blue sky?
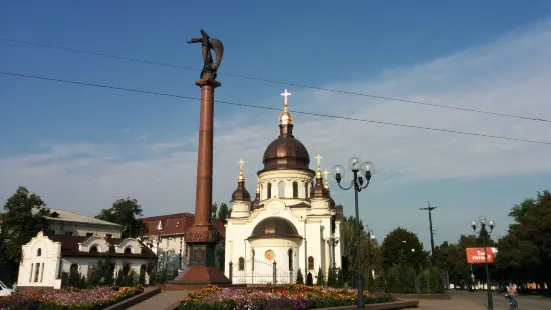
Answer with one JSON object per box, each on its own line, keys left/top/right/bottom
{"left": 1, "top": 1, "right": 551, "bottom": 249}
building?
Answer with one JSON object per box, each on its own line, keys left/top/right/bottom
{"left": 139, "top": 213, "right": 226, "bottom": 272}
{"left": 36, "top": 208, "right": 123, "bottom": 238}
{"left": 17, "top": 231, "right": 156, "bottom": 293}
{"left": 224, "top": 90, "right": 344, "bottom": 284}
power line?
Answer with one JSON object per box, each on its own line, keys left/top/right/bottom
{"left": 2, "top": 70, "right": 550, "bottom": 145}
{"left": 1, "top": 36, "right": 550, "bottom": 123}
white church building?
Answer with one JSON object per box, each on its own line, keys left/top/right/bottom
{"left": 224, "top": 90, "right": 344, "bottom": 284}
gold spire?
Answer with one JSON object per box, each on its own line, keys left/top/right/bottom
{"left": 238, "top": 158, "right": 245, "bottom": 182}
{"left": 279, "top": 89, "right": 293, "bottom": 125}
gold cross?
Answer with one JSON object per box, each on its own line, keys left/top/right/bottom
{"left": 315, "top": 154, "right": 322, "bottom": 168}
{"left": 281, "top": 89, "right": 292, "bottom": 110}
{"left": 238, "top": 158, "right": 245, "bottom": 172}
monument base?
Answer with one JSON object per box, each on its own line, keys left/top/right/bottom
{"left": 174, "top": 225, "right": 230, "bottom": 284}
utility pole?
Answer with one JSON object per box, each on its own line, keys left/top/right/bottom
{"left": 419, "top": 202, "right": 437, "bottom": 265}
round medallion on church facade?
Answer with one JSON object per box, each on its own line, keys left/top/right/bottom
{"left": 265, "top": 250, "right": 275, "bottom": 261}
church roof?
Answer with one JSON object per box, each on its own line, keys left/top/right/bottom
{"left": 38, "top": 208, "right": 122, "bottom": 228}
{"left": 249, "top": 217, "right": 300, "bottom": 239}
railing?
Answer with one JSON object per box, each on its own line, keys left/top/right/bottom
{"left": 228, "top": 259, "right": 297, "bottom": 285}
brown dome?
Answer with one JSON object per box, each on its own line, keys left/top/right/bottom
{"left": 250, "top": 217, "right": 299, "bottom": 239}
{"left": 231, "top": 181, "right": 251, "bottom": 202}
{"left": 261, "top": 124, "right": 312, "bottom": 172}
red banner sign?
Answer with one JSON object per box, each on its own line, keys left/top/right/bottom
{"left": 466, "top": 247, "right": 497, "bottom": 264}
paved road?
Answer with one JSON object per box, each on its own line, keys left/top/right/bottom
{"left": 127, "top": 290, "right": 188, "bottom": 310}
{"left": 417, "top": 290, "right": 551, "bottom": 310}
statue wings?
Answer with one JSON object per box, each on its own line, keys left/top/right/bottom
{"left": 210, "top": 38, "right": 224, "bottom": 71}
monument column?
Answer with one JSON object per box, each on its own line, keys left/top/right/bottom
{"left": 175, "top": 29, "right": 230, "bottom": 284}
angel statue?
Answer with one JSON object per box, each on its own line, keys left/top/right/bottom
{"left": 187, "top": 29, "right": 224, "bottom": 80}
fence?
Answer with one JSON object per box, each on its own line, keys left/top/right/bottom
{"left": 228, "top": 259, "right": 296, "bottom": 285}
{"left": 339, "top": 269, "right": 447, "bottom": 294}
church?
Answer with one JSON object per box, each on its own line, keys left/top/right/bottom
{"left": 224, "top": 90, "right": 344, "bottom": 284}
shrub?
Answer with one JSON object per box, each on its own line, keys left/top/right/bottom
{"left": 316, "top": 267, "right": 324, "bottom": 286}
{"left": 296, "top": 269, "right": 304, "bottom": 284}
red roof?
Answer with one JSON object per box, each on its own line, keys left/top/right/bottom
{"left": 48, "top": 235, "right": 157, "bottom": 258}
{"left": 139, "top": 213, "right": 226, "bottom": 238}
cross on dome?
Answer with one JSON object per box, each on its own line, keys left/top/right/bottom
{"left": 238, "top": 158, "right": 245, "bottom": 172}
{"left": 281, "top": 89, "right": 291, "bottom": 109}
{"left": 315, "top": 154, "right": 323, "bottom": 168}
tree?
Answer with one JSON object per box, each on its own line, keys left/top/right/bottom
{"left": 96, "top": 198, "right": 148, "bottom": 238}
{"left": 495, "top": 191, "right": 551, "bottom": 288}
{"left": 218, "top": 203, "right": 229, "bottom": 223}
{"left": 216, "top": 239, "right": 225, "bottom": 272}
{"left": 0, "top": 186, "right": 50, "bottom": 284}
{"left": 211, "top": 203, "right": 218, "bottom": 220}
{"left": 316, "top": 267, "right": 324, "bottom": 286}
{"left": 381, "top": 227, "right": 426, "bottom": 271}
{"left": 296, "top": 269, "right": 304, "bottom": 284}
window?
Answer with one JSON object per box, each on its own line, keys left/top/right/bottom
{"left": 90, "top": 245, "right": 98, "bottom": 253}
{"left": 124, "top": 247, "right": 132, "bottom": 254}
{"left": 278, "top": 182, "right": 285, "bottom": 198}
{"left": 106, "top": 234, "right": 112, "bottom": 239}
{"left": 64, "top": 231, "right": 73, "bottom": 236}
{"left": 238, "top": 257, "right": 245, "bottom": 271}
{"left": 33, "top": 263, "right": 40, "bottom": 282}
{"left": 304, "top": 183, "right": 309, "bottom": 198}
{"left": 36, "top": 248, "right": 42, "bottom": 257}
{"left": 267, "top": 183, "right": 272, "bottom": 199}
{"left": 86, "top": 233, "right": 93, "bottom": 237}
{"left": 288, "top": 249, "right": 293, "bottom": 271}
{"left": 292, "top": 182, "right": 298, "bottom": 198}
{"left": 308, "top": 256, "right": 314, "bottom": 270}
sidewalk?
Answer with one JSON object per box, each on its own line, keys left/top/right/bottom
{"left": 127, "top": 290, "right": 188, "bottom": 310}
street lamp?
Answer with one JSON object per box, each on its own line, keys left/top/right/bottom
{"left": 471, "top": 216, "right": 495, "bottom": 310}
{"left": 332, "top": 157, "right": 375, "bottom": 310}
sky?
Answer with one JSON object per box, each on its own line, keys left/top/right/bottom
{"left": 1, "top": 1, "right": 551, "bottom": 250}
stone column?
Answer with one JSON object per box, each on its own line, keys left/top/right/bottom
{"left": 175, "top": 78, "right": 230, "bottom": 284}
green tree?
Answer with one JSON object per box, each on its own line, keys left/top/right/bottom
{"left": 296, "top": 269, "right": 304, "bottom": 284}
{"left": 381, "top": 227, "right": 426, "bottom": 271}
{"left": 218, "top": 203, "right": 229, "bottom": 223}
{"left": 216, "top": 239, "right": 225, "bottom": 271}
{"left": 495, "top": 191, "right": 551, "bottom": 288}
{"left": 96, "top": 198, "right": 148, "bottom": 238}
{"left": 0, "top": 186, "right": 50, "bottom": 284}
{"left": 211, "top": 203, "right": 218, "bottom": 220}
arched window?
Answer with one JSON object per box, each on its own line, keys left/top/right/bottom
{"left": 124, "top": 247, "right": 132, "bottom": 254}
{"left": 278, "top": 182, "right": 285, "bottom": 198}
{"left": 36, "top": 248, "right": 42, "bottom": 257}
{"left": 90, "top": 245, "right": 98, "bottom": 253}
{"left": 308, "top": 256, "right": 314, "bottom": 270}
{"left": 292, "top": 182, "right": 298, "bottom": 198}
{"left": 238, "top": 257, "right": 245, "bottom": 271}
{"left": 288, "top": 248, "right": 293, "bottom": 271}
{"left": 304, "top": 183, "right": 309, "bottom": 198}
{"left": 267, "top": 183, "right": 272, "bottom": 199}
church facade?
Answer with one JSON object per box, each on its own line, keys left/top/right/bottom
{"left": 224, "top": 90, "right": 344, "bottom": 284}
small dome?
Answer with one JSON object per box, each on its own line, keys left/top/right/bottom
{"left": 280, "top": 110, "right": 292, "bottom": 125}
{"left": 231, "top": 182, "right": 251, "bottom": 202}
{"left": 250, "top": 217, "right": 299, "bottom": 239}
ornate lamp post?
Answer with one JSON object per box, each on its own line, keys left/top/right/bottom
{"left": 471, "top": 216, "right": 495, "bottom": 310}
{"left": 332, "top": 157, "right": 375, "bottom": 310}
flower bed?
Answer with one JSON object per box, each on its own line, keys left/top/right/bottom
{"left": 0, "top": 285, "right": 144, "bottom": 310}
{"left": 179, "top": 285, "right": 392, "bottom": 310}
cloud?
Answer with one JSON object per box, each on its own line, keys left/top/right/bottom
{"left": 1, "top": 19, "right": 551, "bottom": 228}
